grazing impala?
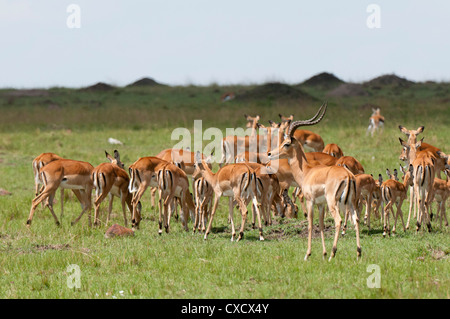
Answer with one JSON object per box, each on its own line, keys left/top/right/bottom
{"left": 343, "top": 173, "right": 378, "bottom": 234}
{"left": 151, "top": 148, "right": 210, "bottom": 208}
{"left": 92, "top": 150, "right": 140, "bottom": 227}
{"left": 427, "top": 173, "right": 449, "bottom": 228}
{"left": 269, "top": 103, "right": 361, "bottom": 261}
{"left": 380, "top": 165, "right": 414, "bottom": 237}
{"left": 366, "top": 107, "right": 385, "bottom": 137}
{"left": 323, "top": 143, "right": 344, "bottom": 158}
{"left": 32, "top": 152, "right": 65, "bottom": 213}
{"left": 193, "top": 153, "right": 264, "bottom": 242}
{"left": 27, "top": 158, "right": 94, "bottom": 227}
{"left": 193, "top": 175, "right": 214, "bottom": 233}
{"left": 128, "top": 156, "right": 170, "bottom": 229}
{"left": 156, "top": 162, "right": 195, "bottom": 234}
{"left": 336, "top": 156, "right": 365, "bottom": 175}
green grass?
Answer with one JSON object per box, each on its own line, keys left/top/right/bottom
{"left": 0, "top": 83, "right": 449, "bottom": 299}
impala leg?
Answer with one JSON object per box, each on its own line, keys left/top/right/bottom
{"left": 406, "top": 186, "right": 414, "bottom": 229}
{"left": 131, "top": 184, "right": 148, "bottom": 229}
{"left": 318, "top": 205, "right": 326, "bottom": 259}
{"left": 158, "top": 190, "right": 164, "bottom": 235}
{"left": 150, "top": 187, "right": 157, "bottom": 208}
{"left": 228, "top": 197, "right": 237, "bottom": 241}
{"left": 366, "top": 195, "right": 372, "bottom": 231}
{"left": 120, "top": 193, "right": 128, "bottom": 227}
{"left": 383, "top": 202, "right": 392, "bottom": 237}
{"left": 27, "top": 186, "right": 60, "bottom": 227}
{"left": 304, "top": 200, "right": 314, "bottom": 261}
{"left": 252, "top": 196, "right": 264, "bottom": 241}
{"left": 106, "top": 193, "right": 114, "bottom": 226}
{"left": 329, "top": 202, "right": 342, "bottom": 261}
{"left": 193, "top": 199, "right": 200, "bottom": 233}
{"left": 60, "top": 188, "right": 64, "bottom": 222}
{"left": 93, "top": 191, "right": 108, "bottom": 227}
{"left": 204, "top": 195, "right": 220, "bottom": 240}
{"left": 70, "top": 190, "right": 92, "bottom": 227}
{"left": 441, "top": 201, "right": 449, "bottom": 227}
{"left": 236, "top": 199, "right": 248, "bottom": 242}
{"left": 45, "top": 191, "right": 61, "bottom": 226}
{"left": 398, "top": 202, "right": 406, "bottom": 233}
{"left": 350, "top": 202, "right": 362, "bottom": 259}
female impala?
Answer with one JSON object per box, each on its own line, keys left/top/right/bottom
{"left": 380, "top": 165, "right": 414, "bottom": 237}
{"left": 323, "top": 143, "right": 344, "bottom": 158}
{"left": 366, "top": 107, "right": 385, "bottom": 137}
{"left": 128, "top": 156, "right": 170, "bottom": 229}
{"left": 27, "top": 158, "right": 94, "bottom": 227}
{"left": 269, "top": 103, "right": 360, "bottom": 261}
{"left": 32, "top": 152, "right": 65, "bottom": 214}
{"left": 193, "top": 154, "right": 264, "bottom": 242}
{"left": 92, "top": 150, "right": 140, "bottom": 227}
{"left": 156, "top": 161, "right": 195, "bottom": 234}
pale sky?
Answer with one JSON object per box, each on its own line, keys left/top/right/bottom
{"left": 1, "top": 0, "right": 449, "bottom": 88}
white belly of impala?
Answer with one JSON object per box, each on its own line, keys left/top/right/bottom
{"left": 223, "top": 189, "right": 234, "bottom": 197}
{"left": 110, "top": 185, "right": 121, "bottom": 197}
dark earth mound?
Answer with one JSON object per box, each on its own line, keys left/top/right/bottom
{"left": 236, "top": 82, "right": 316, "bottom": 102}
{"left": 363, "top": 74, "right": 414, "bottom": 88}
{"left": 299, "top": 72, "right": 345, "bottom": 90}
{"left": 80, "top": 82, "right": 116, "bottom": 92}
{"left": 126, "top": 77, "right": 165, "bottom": 87}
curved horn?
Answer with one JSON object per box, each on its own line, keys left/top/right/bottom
{"left": 288, "top": 102, "right": 327, "bottom": 137}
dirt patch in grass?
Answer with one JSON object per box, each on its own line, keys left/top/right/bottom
{"left": 33, "top": 244, "right": 71, "bottom": 252}
{"left": 264, "top": 219, "right": 334, "bottom": 240}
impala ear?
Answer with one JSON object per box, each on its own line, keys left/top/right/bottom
{"left": 114, "top": 150, "right": 120, "bottom": 161}
{"left": 399, "top": 138, "right": 408, "bottom": 147}
{"left": 416, "top": 126, "right": 425, "bottom": 134}
{"left": 415, "top": 137, "right": 424, "bottom": 149}
{"left": 399, "top": 125, "right": 409, "bottom": 136}
{"left": 105, "top": 151, "right": 114, "bottom": 162}
{"left": 378, "top": 174, "right": 383, "bottom": 183}
{"left": 195, "top": 151, "right": 202, "bottom": 163}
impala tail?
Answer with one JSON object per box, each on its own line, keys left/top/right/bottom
{"left": 128, "top": 168, "right": 140, "bottom": 193}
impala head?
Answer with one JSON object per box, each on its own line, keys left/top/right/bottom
{"left": 386, "top": 168, "right": 398, "bottom": 181}
{"left": 399, "top": 137, "right": 424, "bottom": 163}
{"left": 278, "top": 113, "right": 294, "bottom": 123}
{"left": 371, "top": 107, "right": 381, "bottom": 116}
{"left": 268, "top": 102, "right": 327, "bottom": 161}
{"left": 105, "top": 150, "right": 124, "bottom": 169}
{"left": 400, "top": 164, "right": 414, "bottom": 187}
{"left": 377, "top": 173, "right": 383, "bottom": 186}
{"left": 398, "top": 125, "right": 424, "bottom": 144}
{"left": 244, "top": 114, "right": 260, "bottom": 128}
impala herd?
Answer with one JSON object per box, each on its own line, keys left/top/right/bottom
{"left": 27, "top": 103, "right": 450, "bottom": 260}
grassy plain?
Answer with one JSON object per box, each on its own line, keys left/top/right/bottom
{"left": 0, "top": 79, "right": 449, "bottom": 299}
